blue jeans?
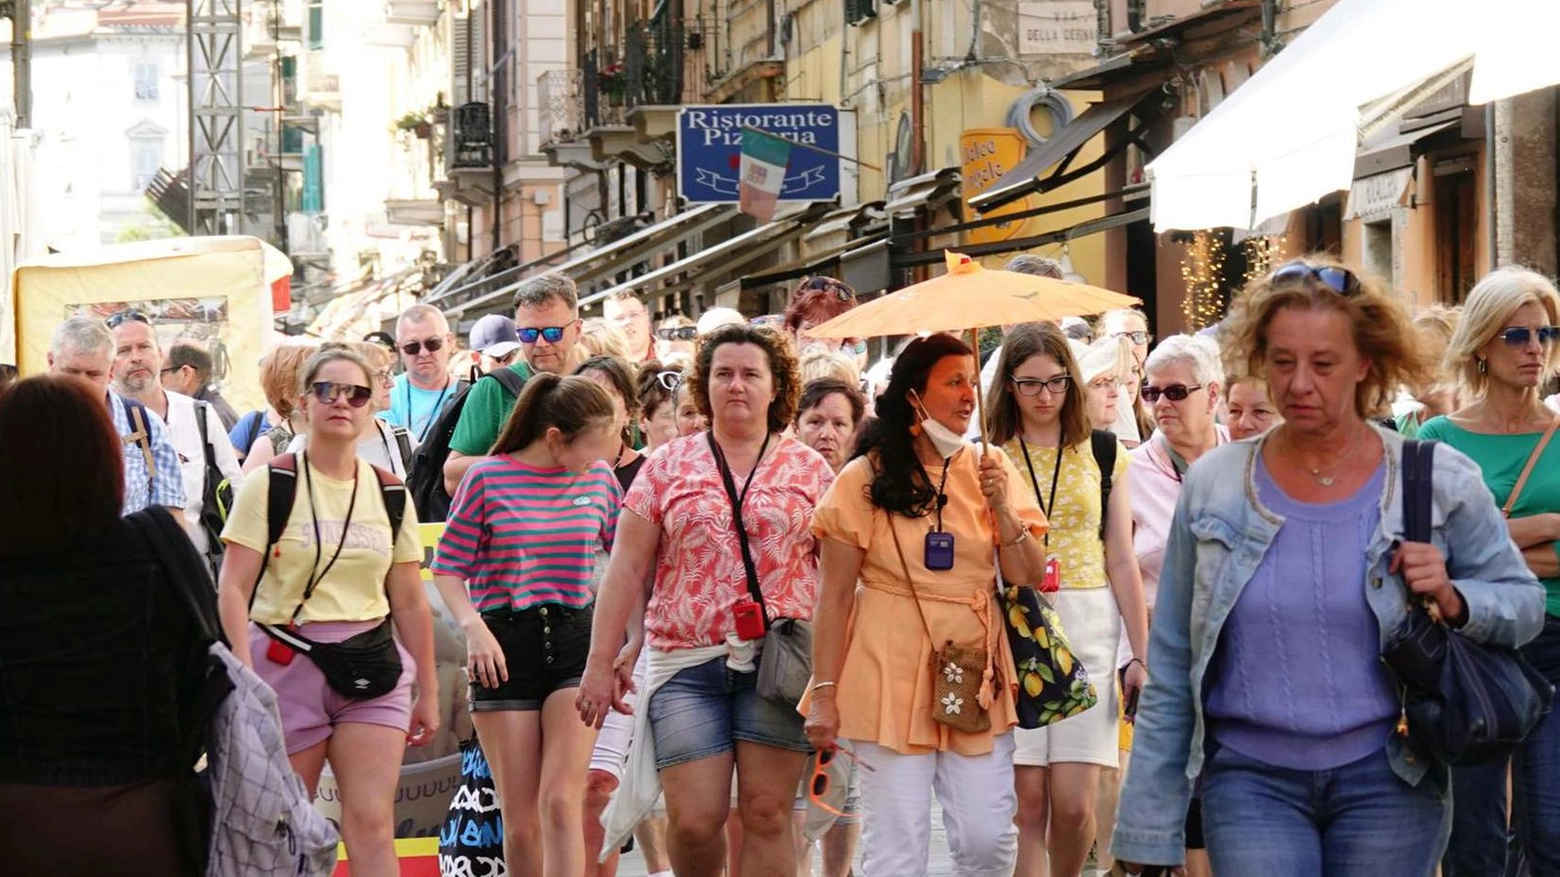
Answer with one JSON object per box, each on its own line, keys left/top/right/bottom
{"left": 1443, "top": 759, "right": 1510, "bottom": 877}
{"left": 1201, "top": 744, "right": 1450, "bottom": 877}
{"left": 1516, "top": 616, "right": 1560, "bottom": 876}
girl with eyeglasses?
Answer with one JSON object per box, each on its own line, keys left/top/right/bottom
{"left": 218, "top": 346, "right": 440, "bottom": 877}
{"left": 983, "top": 322, "right": 1149, "bottom": 877}
{"left": 1418, "top": 268, "right": 1560, "bottom": 877}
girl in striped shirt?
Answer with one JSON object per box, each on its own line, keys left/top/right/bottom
{"left": 432, "top": 373, "right": 621, "bottom": 876}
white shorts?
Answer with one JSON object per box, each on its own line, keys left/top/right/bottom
{"left": 1012, "top": 586, "right": 1121, "bottom": 769}
{"left": 588, "top": 652, "right": 648, "bottom": 780}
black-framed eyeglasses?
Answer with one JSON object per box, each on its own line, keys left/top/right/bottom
{"left": 400, "top": 337, "right": 445, "bottom": 356}
{"left": 1113, "top": 330, "right": 1151, "bottom": 345}
{"left": 1499, "top": 326, "right": 1560, "bottom": 347}
{"left": 1011, "top": 374, "right": 1072, "bottom": 397}
{"left": 1141, "top": 383, "right": 1203, "bottom": 403}
{"left": 310, "top": 381, "right": 373, "bottom": 407}
{"left": 656, "top": 370, "right": 684, "bottom": 392}
{"left": 159, "top": 365, "right": 183, "bottom": 375}
{"left": 1270, "top": 260, "right": 1362, "bottom": 296}
{"left": 518, "top": 326, "right": 567, "bottom": 344}
{"left": 106, "top": 309, "right": 152, "bottom": 329}
{"left": 656, "top": 326, "right": 697, "bottom": 341}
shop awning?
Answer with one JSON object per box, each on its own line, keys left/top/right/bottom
{"left": 884, "top": 168, "right": 962, "bottom": 218}
{"left": 580, "top": 204, "right": 831, "bottom": 307}
{"left": 738, "top": 230, "right": 890, "bottom": 290}
{"left": 970, "top": 89, "right": 1166, "bottom": 212}
{"left": 1146, "top": 0, "right": 1560, "bottom": 231}
{"left": 1353, "top": 118, "right": 1459, "bottom": 177}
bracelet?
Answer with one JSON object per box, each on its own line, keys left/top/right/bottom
{"left": 1124, "top": 657, "right": 1147, "bottom": 672}
{"left": 810, "top": 680, "right": 838, "bottom": 693}
{"left": 1000, "top": 528, "right": 1031, "bottom": 548}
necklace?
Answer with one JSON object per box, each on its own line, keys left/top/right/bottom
{"left": 1290, "top": 422, "right": 1361, "bottom": 486}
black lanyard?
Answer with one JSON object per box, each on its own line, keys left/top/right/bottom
{"left": 1018, "top": 436, "right": 1063, "bottom": 551}
{"left": 408, "top": 377, "right": 453, "bottom": 443}
{"left": 291, "top": 451, "right": 359, "bottom": 625}
{"left": 932, "top": 456, "right": 952, "bottom": 532}
{"left": 708, "top": 430, "right": 773, "bottom": 614}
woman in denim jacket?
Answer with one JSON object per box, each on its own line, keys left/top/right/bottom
{"left": 1113, "top": 258, "right": 1545, "bottom": 877}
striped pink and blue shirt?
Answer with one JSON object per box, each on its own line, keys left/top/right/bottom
{"left": 433, "top": 455, "right": 622, "bottom": 612}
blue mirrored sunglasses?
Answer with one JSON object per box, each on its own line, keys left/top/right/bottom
{"left": 1499, "top": 326, "right": 1560, "bottom": 347}
{"left": 517, "top": 326, "right": 567, "bottom": 344}
{"left": 1270, "top": 260, "right": 1362, "bottom": 296}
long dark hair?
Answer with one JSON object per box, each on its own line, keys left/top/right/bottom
{"left": 490, "top": 373, "right": 614, "bottom": 455}
{"left": 986, "top": 322, "right": 1090, "bottom": 447}
{"left": 852, "top": 333, "right": 973, "bottom": 517}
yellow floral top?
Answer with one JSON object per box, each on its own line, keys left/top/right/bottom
{"left": 1001, "top": 436, "right": 1129, "bottom": 590}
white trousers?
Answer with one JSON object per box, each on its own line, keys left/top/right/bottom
{"left": 853, "top": 733, "right": 1019, "bottom": 877}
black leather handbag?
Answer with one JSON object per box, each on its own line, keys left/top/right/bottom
{"left": 1381, "top": 440, "right": 1554, "bottom": 766}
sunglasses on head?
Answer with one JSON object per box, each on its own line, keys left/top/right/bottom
{"left": 400, "top": 337, "right": 445, "bottom": 356}
{"left": 808, "top": 746, "right": 875, "bottom": 818}
{"left": 801, "top": 275, "right": 855, "bottom": 302}
{"left": 1498, "top": 326, "right": 1560, "bottom": 347}
{"left": 1011, "top": 374, "right": 1072, "bottom": 397}
{"left": 656, "top": 370, "right": 684, "bottom": 392}
{"left": 1141, "top": 383, "right": 1202, "bottom": 403}
{"left": 517, "top": 325, "right": 568, "bottom": 344}
{"left": 106, "top": 309, "right": 152, "bottom": 329}
{"left": 1270, "top": 260, "right": 1362, "bottom": 296}
{"left": 311, "top": 381, "right": 373, "bottom": 407}
{"left": 656, "top": 326, "right": 697, "bottom": 341}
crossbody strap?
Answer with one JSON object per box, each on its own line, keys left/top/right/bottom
{"left": 886, "top": 515, "right": 939, "bottom": 649}
{"left": 1503, "top": 417, "right": 1560, "bottom": 519}
{"left": 707, "top": 431, "right": 773, "bottom": 627}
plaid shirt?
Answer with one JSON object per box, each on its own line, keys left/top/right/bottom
{"left": 106, "top": 388, "right": 187, "bottom": 514}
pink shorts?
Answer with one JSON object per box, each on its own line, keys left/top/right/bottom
{"left": 248, "top": 620, "right": 416, "bottom": 754}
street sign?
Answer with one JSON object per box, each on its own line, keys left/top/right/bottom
{"left": 1017, "top": 1, "right": 1097, "bottom": 55}
{"left": 678, "top": 104, "right": 843, "bottom": 205}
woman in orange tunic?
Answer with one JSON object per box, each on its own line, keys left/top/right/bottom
{"left": 804, "top": 334, "right": 1049, "bottom": 877}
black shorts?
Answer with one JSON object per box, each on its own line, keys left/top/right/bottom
{"left": 470, "top": 602, "right": 593, "bottom": 711}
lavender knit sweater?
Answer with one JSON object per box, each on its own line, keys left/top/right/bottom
{"left": 1203, "top": 460, "right": 1400, "bottom": 771}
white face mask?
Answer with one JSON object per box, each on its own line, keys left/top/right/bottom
{"left": 909, "top": 390, "right": 967, "bottom": 459}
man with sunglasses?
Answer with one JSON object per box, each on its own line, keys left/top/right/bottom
{"left": 444, "top": 273, "right": 581, "bottom": 496}
{"left": 386, "top": 304, "right": 465, "bottom": 446}
{"left": 109, "top": 311, "right": 244, "bottom": 567}
{"left": 49, "top": 314, "right": 186, "bottom": 517}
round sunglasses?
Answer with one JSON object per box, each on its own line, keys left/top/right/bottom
{"left": 1141, "top": 383, "right": 1203, "bottom": 403}
{"left": 310, "top": 381, "right": 373, "bottom": 407}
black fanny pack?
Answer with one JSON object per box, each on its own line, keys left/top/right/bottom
{"left": 262, "top": 619, "right": 402, "bottom": 700}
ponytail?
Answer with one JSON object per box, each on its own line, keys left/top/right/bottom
{"left": 489, "top": 373, "right": 615, "bottom": 455}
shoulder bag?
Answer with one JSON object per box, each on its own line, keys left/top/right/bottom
{"left": 1381, "top": 438, "right": 1555, "bottom": 765}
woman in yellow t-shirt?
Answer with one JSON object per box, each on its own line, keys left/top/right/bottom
{"left": 986, "top": 322, "right": 1149, "bottom": 877}
{"left": 218, "top": 346, "right": 439, "bottom": 877}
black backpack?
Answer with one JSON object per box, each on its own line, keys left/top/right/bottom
{"left": 1088, "top": 429, "right": 1117, "bottom": 540}
{"left": 253, "top": 454, "right": 407, "bottom": 591}
{"left": 408, "top": 366, "right": 528, "bottom": 522}
{"left": 193, "top": 400, "right": 236, "bottom": 576}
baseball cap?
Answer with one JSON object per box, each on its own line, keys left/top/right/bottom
{"left": 470, "top": 314, "right": 521, "bottom": 357}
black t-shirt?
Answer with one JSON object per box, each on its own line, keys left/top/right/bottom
{"left": 615, "top": 454, "right": 647, "bottom": 492}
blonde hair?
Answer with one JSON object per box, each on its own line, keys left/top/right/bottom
{"left": 798, "top": 348, "right": 860, "bottom": 388}
{"left": 1444, "top": 267, "right": 1560, "bottom": 393}
{"left": 577, "top": 318, "right": 631, "bottom": 362}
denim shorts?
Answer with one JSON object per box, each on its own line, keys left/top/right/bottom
{"left": 647, "top": 656, "right": 811, "bottom": 769}
{"left": 470, "top": 602, "right": 592, "bottom": 712}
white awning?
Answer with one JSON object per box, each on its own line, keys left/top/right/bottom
{"left": 1147, "top": 0, "right": 1560, "bottom": 231}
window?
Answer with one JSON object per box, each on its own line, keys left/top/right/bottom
{"left": 131, "top": 137, "right": 164, "bottom": 191}
{"left": 1363, "top": 220, "right": 1393, "bottom": 288}
{"left": 133, "top": 61, "right": 159, "bottom": 101}
{"left": 307, "top": 0, "right": 324, "bottom": 50}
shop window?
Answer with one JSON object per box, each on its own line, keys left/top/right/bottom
{"left": 1435, "top": 166, "right": 1479, "bottom": 304}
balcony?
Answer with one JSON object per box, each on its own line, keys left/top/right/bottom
{"left": 538, "top": 69, "right": 597, "bottom": 170}
{"left": 302, "top": 51, "right": 341, "bottom": 110}
{"left": 385, "top": 0, "right": 440, "bottom": 27}
{"left": 434, "top": 102, "right": 496, "bottom": 207}
{"left": 622, "top": 17, "right": 685, "bottom": 145}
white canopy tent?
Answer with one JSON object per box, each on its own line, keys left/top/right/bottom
{"left": 1147, "top": 0, "right": 1560, "bottom": 232}
{"left": 1, "top": 116, "right": 43, "bottom": 365}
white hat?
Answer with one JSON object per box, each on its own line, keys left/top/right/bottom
{"left": 1069, "top": 335, "right": 1131, "bottom": 385}
{"left": 696, "top": 307, "right": 746, "bottom": 336}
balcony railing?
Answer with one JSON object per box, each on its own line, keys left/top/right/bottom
{"left": 449, "top": 102, "right": 493, "bottom": 170}
{"left": 538, "top": 69, "right": 584, "bottom": 145}
{"left": 625, "top": 17, "right": 684, "bottom": 108}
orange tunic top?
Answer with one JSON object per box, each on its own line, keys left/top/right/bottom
{"left": 808, "top": 446, "right": 1048, "bottom": 756}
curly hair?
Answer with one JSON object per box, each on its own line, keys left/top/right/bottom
{"left": 853, "top": 333, "right": 973, "bottom": 517}
{"left": 689, "top": 323, "right": 801, "bottom": 434}
{"left": 1224, "top": 254, "right": 1431, "bottom": 419}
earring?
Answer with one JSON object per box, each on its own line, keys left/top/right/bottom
{"left": 1477, "top": 358, "right": 1488, "bottom": 375}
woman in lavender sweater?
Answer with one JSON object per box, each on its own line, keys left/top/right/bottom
{"left": 1112, "top": 258, "right": 1545, "bottom": 877}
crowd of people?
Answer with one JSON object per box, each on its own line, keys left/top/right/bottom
{"left": 2, "top": 250, "right": 1559, "bottom": 877}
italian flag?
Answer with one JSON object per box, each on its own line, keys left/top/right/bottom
{"left": 738, "top": 129, "right": 792, "bottom": 221}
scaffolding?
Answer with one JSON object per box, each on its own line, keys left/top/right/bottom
{"left": 187, "top": 0, "right": 243, "bottom": 235}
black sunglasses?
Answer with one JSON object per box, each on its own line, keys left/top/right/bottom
{"left": 311, "top": 381, "right": 373, "bottom": 407}
{"left": 518, "top": 326, "right": 568, "bottom": 344}
{"left": 1499, "top": 326, "right": 1560, "bottom": 347}
{"left": 107, "top": 309, "right": 153, "bottom": 329}
{"left": 400, "top": 337, "right": 445, "bottom": 356}
{"left": 1270, "top": 260, "right": 1362, "bottom": 296}
{"left": 656, "top": 326, "right": 697, "bottom": 341}
{"left": 1141, "top": 383, "right": 1203, "bottom": 403}
{"left": 800, "top": 275, "right": 855, "bottom": 302}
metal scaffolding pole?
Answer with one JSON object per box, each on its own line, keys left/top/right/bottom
{"left": 4, "top": 0, "right": 30, "bottom": 129}
{"left": 187, "top": 0, "right": 243, "bottom": 236}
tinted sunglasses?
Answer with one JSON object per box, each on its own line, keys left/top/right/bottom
{"left": 400, "top": 337, "right": 445, "bottom": 356}
{"left": 1270, "top": 260, "right": 1362, "bottom": 296}
{"left": 656, "top": 370, "right": 684, "bottom": 392}
{"left": 1499, "top": 326, "right": 1560, "bottom": 347}
{"left": 808, "top": 747, "right": 875, "bottom": 818}
{"left": 800, "top": 274, "right": 855, "bottom": 302}
{"left": 107, "top": 309, "right": 153, "bottom": 328}
{"left": 656, "top": 326, "right": 697, "bottom": 341}
{"left": 311, "top": 381, "right": 373, "bottom": 407}
{"left": 1141, "top": 383, "right": 1202, "bottom": 403}
{"left": 1113, "top": 330, "right": 1151, "bottom": 345}
{"left": 1011, "top": 374, "right": 1072, "bottom": 397}
{"left": 517, "top": 325, "right": 568, "bottom": 344}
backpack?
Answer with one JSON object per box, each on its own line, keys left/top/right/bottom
{"left": 389, "top": 424, "right": 413, "bottom": 475}
{"left": 194, "top": 401, "right": 235, "bottom": 575}
{"left": 254, "top": 454, "right": 407, "bottom": 589}
{"left": 408, "top": 366, "right": 528, "bottom": 522}
{"left": 1088, "top": 429, "right": 1117, "bottom": 540}
{"left": 120, "top": 393, "right": 157, "bottom": 485}
{"left": 127, "top": 507, "right": 339, "bottom": 877}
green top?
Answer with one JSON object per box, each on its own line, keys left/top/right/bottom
{"left": 448, "top": 361, "right": 533, "bottom": 457}
{"left": 1418, "top": 415, "right": 1560, "bottom": 617}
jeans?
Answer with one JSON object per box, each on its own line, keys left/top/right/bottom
{"left": 1516, "top": 616, "right": 1560, "bottom": 876}
{"left": 1444, "top": 759, "right": 1511, "bottom": 877}
{"left": 646, "top": 656, "right": 810, "bottom": 769}
{"left": 1201, "top": 744, "right": 1450, "bottom": 877}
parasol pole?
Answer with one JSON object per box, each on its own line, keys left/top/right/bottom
{"left": 971, "top": 326, "right": 988, "bottom": 453}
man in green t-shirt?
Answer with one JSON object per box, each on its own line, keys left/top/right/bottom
{"left": 443, "top": 273, "right": 582, "bottom": 495}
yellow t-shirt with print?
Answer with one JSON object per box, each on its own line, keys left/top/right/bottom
{"left": 1001, "top": 436, "right": 1130, "bottom": 590}
{"left": 222, "top": 457, "right": 422, "bottom": 624}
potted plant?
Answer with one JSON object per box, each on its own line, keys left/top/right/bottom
{"left": 395, "top": 111, "right": 433, "bottom": 139}
{"left": 598, "top": 63, "right": 626, "bottom": 107}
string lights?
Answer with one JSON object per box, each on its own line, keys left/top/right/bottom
{"left": 1242, "top": 233, "right": 1287, "bottom": 288}
{"left": 1179, "top": 230, "right": 1227, "bottom": 332}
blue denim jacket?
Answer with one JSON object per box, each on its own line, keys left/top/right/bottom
{"left": 1112, "top": 426, "right": 1546, "bottom": 866}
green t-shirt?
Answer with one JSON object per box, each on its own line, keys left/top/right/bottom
{"left": 448, "top": 361, "right": 533, "bottom": 457}
{"left": 1418, "top": 415, "right": 1560, "bottom": 617}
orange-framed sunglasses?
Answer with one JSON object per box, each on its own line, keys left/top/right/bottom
{"left": 807, "top": 746, "right": 875, "bottom": 817}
